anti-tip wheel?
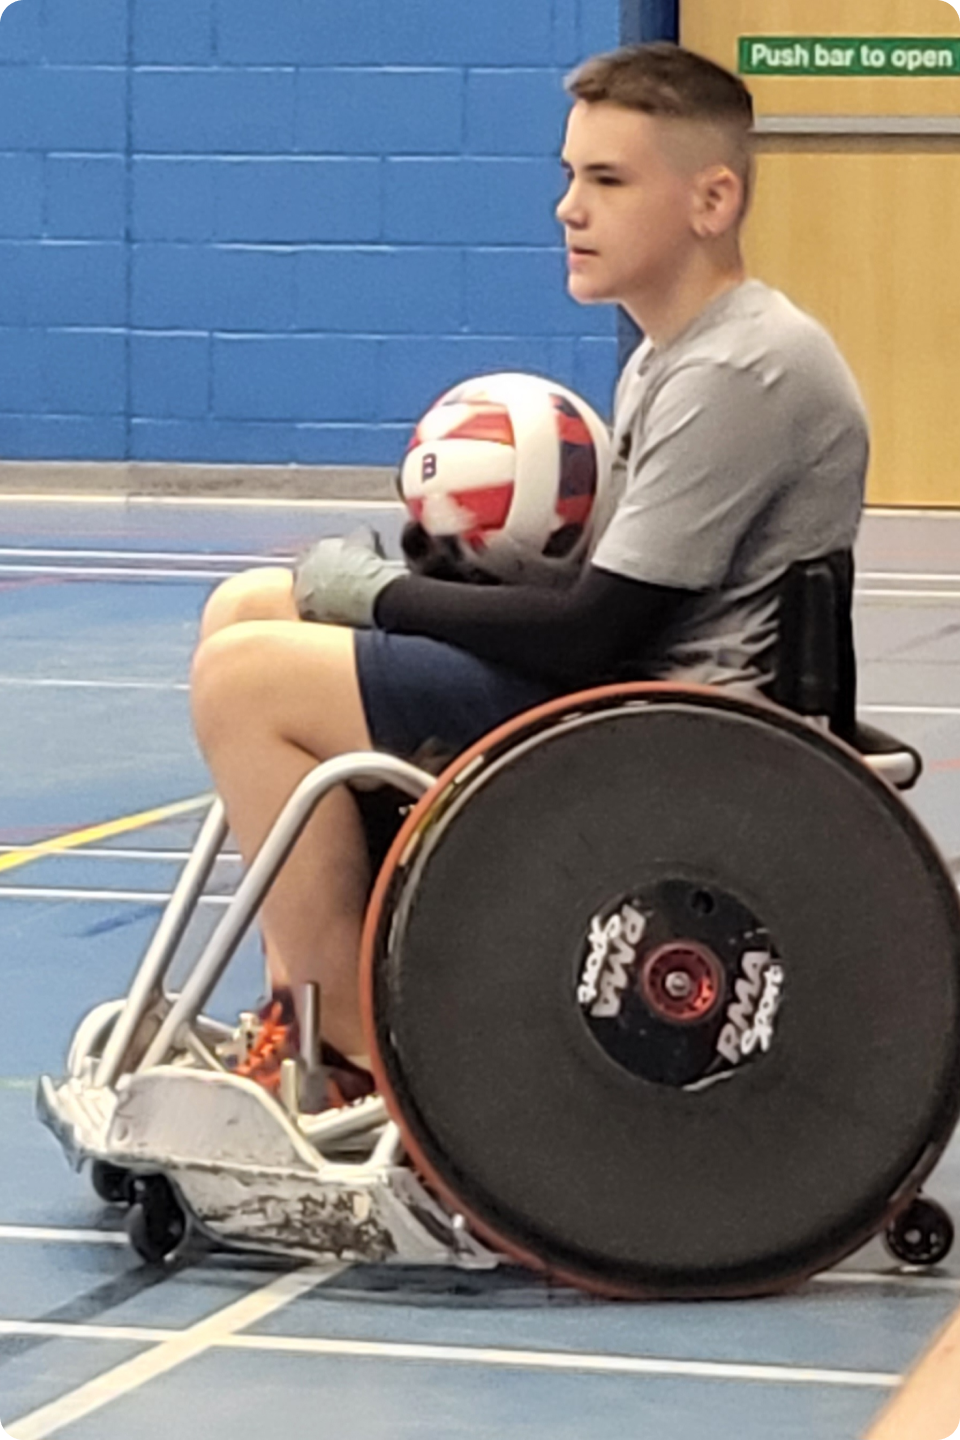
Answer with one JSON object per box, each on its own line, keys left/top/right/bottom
{"left": 125, "top": 1175, "right": 187, "bottom": 1264}
{"left": 884, "top": 1196, "right": 955, "bottom": 1267}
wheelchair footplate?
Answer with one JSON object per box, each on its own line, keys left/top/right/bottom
{"left": 38, "top": 1051, "right": 499, "bottom": 1270}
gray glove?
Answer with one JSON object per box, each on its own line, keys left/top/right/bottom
{"left": 293, "top": 527, "right": 408, "bottom": 628}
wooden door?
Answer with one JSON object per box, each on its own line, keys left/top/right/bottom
{"left": 682, "top": 0, "right": 960, "bottom": 505}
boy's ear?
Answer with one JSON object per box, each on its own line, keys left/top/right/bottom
{"left": 691, "top": 164, "right": 743, "bottom": 238}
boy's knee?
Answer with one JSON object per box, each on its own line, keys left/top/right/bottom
{"left": 192, "top": 618, "right": 368, "bottom": 765}
{"left": 200, "top": 567, "right": 296, "bottom": 641}
{"left": 191, "top": 626, "right": 275, "bottom": 753}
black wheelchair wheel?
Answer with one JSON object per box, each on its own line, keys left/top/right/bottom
{"left": 884, "top": 1195, "right": 955, "bottom": 1267}
{"left": 126, "top": 1175, "right": 186, "bottom": 1265}
{"left": 362, "top": 685, "right": 960, "bottom": 1299}
{"left": 90, "top": 1160, "right": 133, "bottom": 1207}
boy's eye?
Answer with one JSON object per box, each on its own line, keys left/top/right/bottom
{"left": 558, "top": 166, "right": 623, "bottom": 187}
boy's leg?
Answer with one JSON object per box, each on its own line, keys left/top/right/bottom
{"left": 200, "top": 567, "right": 298, "bottom": 641}
{"left": 191, "top": 618, "right": 374, "bottom": 1059}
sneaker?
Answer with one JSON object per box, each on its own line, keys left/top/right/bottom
{"left": 230, "top": 989, "right": 376, "bottom": 1112}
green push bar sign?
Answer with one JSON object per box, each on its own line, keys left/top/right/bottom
{"left": 740, "top": 36, "right": 960, "bottom": 75}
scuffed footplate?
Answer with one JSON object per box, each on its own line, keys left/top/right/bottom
{"left": 37, "top": 1066, "right": 498, "bottom": 1270}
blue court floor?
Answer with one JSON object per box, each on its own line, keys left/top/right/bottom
{"left": 2, "top": 494, "right": 960, "bottom": 1440}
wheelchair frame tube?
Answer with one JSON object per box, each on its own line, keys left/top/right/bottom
{"left": 137, "top": 754, "right": 434, "bottom": 1074}
{"left": 94, "top": 798, "right": 229, "bottom": 1089}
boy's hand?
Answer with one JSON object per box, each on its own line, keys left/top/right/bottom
{"left": 293, "top": 528, "right": 407, "bottom": 627}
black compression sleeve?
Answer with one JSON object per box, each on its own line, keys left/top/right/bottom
{"left": 373, "top": 564, "right": 697, "bottom": 686}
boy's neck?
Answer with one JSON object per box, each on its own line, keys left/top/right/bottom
{"left": 626, "top": 261, "right": 748, "bottom": 350}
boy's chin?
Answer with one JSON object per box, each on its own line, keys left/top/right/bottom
{"left": 566, "top": 278, "right": 612, "bottom": 306}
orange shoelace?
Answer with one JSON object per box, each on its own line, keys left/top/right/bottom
{"left": 233, "top": 999, "right": 296, "bottom": 1093}
{"left": 231, "top": 996, "right": 376, "bottom": 1111}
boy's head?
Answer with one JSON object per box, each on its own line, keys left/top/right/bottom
{"left": 558, "top": 44, "right": 755, "bottom": 316}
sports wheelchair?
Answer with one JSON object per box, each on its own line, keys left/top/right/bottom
{"left": 38, "top": 551, "right": 960, "bottom": 1297}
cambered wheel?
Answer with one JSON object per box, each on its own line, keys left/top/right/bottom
{"left": 362, "top": 684, "right": 960, "bottom": 1300}
{"left": 126, "top": 1175, "right": 186, "bottom": 1264}
{"left": 90, "top": 1160, "right": 132, "bottom": 1206}
{"left": 885, "top": 1196, "right": 955, "bottom": 1267}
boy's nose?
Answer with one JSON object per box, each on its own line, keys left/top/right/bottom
{"left": 556, "top": 189, "right": 583, "bottom": 226}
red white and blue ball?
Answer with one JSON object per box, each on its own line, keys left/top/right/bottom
{"left": 399, "top": 372, "right": 611, "bottom": 585}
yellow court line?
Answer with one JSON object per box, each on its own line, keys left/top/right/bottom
{"left": 0, "top": 795, "right": 213, "bottom": 878}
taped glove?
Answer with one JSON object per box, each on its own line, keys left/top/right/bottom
{"left": 293, "top": 527, "right": 407, "bottom": 628}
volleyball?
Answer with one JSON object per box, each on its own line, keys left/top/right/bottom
{"left": 398, "top": 372, "right": 611, "bottom": 585}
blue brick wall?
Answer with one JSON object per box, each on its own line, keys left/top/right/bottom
{"left": 0, "top": 0, "right": 621, "bottom": 466}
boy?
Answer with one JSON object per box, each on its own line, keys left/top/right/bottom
{"left": 191, "top": 43, "right": 868, "bottom": 1100}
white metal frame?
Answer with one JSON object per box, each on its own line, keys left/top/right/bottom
{"left": 38, "top": 752, "right": 500, "bottom": 1270}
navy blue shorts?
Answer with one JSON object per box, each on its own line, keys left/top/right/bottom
{"left": 353, "top": 629, "right": 557, "bottom": 759}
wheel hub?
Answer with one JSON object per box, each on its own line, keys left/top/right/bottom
{"left": 574, "top": 878, "right": 785, "bottom": 1089}
{"left": 641, "top": 942, "right": 725, "bottom": 1024}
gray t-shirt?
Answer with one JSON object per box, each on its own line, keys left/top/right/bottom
{"left": 590, "top": 279, "right": 869, "bottom": 691}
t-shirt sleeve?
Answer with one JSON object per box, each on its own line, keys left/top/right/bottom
{"left": 591, "top": 360, "right": 790, "bottom": 591}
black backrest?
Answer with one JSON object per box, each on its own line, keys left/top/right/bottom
{"left": 765, "top": 550, "right": 857, "bottom": 745}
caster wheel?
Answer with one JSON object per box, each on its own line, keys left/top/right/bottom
{"left": 884, "top": 1196, "right": 955, "bottom": 1267}
{"left": 90, "top": 1161, "right": 132, "bottom": 1207}
{"left": 125, "top": 1176, "right": 186, "bottom": 1264}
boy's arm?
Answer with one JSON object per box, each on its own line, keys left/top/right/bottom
{"left": 374, "top": 564, "right": 696, "bottom": 685}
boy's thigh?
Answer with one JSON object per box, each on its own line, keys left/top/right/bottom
{"left": 353, "top": 630, "right": 557, "bottom": 761}
{"left": 193, "top": 619, "right": 373, "bottom": 758}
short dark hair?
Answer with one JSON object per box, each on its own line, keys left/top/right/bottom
{"left": 565, "top": 43, "right": 755, "bottom": 216}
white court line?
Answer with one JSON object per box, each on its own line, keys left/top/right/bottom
{"left": 0, "top": 564, "right": 242, "bottom": 581}
{"left": 4, "top": 1264, "right": 341, "bottom": 1440}
{"left": 0, "top": 493, "right": 402, "bottom": 511}
{"left": 219, "top": 1332, "right": 901, "bottom": 1388}
{"left": 860, "top": 704, "right": 960, "bottom": 717}
{"left": 857, "top": 589, "right": 960, "bottom": 601}
{"left": 0, "top": 1320, "right": 172, "bottom": 1344}
{"left": 0, "top": 1320, "right": 902, "bottom": 1403}
{"left": 867, "top": 508, "right": 960, "bottom": 519}
{"left": 0, "top": 677, "right": 189, "bottom": 692}
{"left": 859, "top": 572, "right": 960, "bottom": 584}
{"left": 0, "top": 548, "right": 290, "bottom": 565}
{"left": 0, "top": 1226, "right": 128, "bottom": 1246}
{"left": 814, "top": 1270, "right": 960, "bottom": 1293}
{"left": 0, "top": 886, "right": 229, "bottom": 905}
